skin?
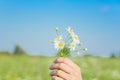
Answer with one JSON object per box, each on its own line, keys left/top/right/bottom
{"left": 49, "top": 57, "right": 82, "bottom": 80}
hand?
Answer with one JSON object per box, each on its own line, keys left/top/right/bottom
{"left": 49, "top": 57, "right": 82, "bottom": 80}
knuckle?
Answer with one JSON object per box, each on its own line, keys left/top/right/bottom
{"left": 55, "top": 58, "right": 60, "bottom": 63}
{"left": 56, "top": 70, "right": 61, "bottom": 75}
{"left": 58, "top": 63, "right": 63, "bottom": 68}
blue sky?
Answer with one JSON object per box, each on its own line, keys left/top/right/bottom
{"left": 0, "top": 0, "right": 120, "bottom": 56}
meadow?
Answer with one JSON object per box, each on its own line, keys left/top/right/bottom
{"left": 0, "top": 55, "right": 120, "bottom": 80}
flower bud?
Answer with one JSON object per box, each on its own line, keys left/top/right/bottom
{"left": 83, "top": 48, "right": 87, "bottom": 51}
{"left": 55, "top": 27, "right": 59, "bottom": 31}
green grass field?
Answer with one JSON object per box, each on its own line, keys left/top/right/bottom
{"left": 0, "top": 55, "right": 120, "bottom": 80}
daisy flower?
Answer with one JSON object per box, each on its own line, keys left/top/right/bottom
{"left": 51, "top": 27, "right": 87, "bottom": 57}
{"left": 54, "top": 41, "right": 65, "bottom": 50}
{"left": 69, "top": 42, "right": 76, "bottom": 51}
{"left": 72, "top": 34, "right": 80, "bottom": 44}
{"left": 67, "top": 27, "right": 74, "bottom": 35}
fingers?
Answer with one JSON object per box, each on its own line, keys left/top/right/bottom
{"left": 50, "top": 58, "right": 82, "bottom": 80}
{"left": 51, "top": 76, "right": 64, "bottom": 80}
{"left": 49, "top": 63, "right": 73, "bottom": 74}
{"left": 50, "top": 70, "right": 70, "bottom": 80}
{"left": 54, "top": 57, "right": 80, "bottom": 72}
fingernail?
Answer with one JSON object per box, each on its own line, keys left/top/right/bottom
{"left": 50, "top": 71, "right": 54, "bottom": 75}
{"left": 49, "top": 66, "right": 51, "bottom": 69}
{"left": 49, "top": 65, "right": 53, "bottom": 69}
{"left": 53, "top": 58, "right": 57, "bottom": 63}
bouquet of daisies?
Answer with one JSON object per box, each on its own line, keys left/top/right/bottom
{"left": 50, "top": 27, "right": 87, "bottom": 57}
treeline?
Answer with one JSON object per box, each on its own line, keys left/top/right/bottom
{"left": 0, "top": 45, "right": 120, "bottom": 58}
{"left": 83, "top": 53, "right": 120, "bottom": 58}
{"left": 0, "top": 44, "right": 27, "bottom": 55}
{"left": 110, "top": 52, "right": 120, "bottom": 58}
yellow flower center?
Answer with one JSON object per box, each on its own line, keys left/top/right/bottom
{"left": 73, "top": 35, "right": 78, "bottom": 40}
{"left": 69, "top": 29, "right": 73, "bottom": 33}
{"left": 58, "top": 42, "right": 63, "bottom": 47}
{"left": 71, "top": 43, "right": 75, "bottom": 48}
